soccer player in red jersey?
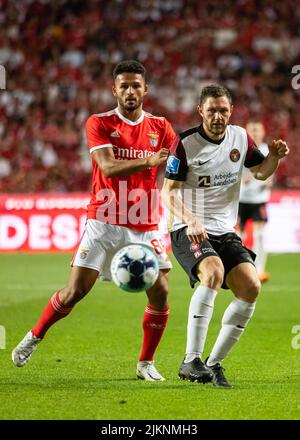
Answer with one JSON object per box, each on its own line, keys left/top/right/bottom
{"left": 12, "top": 60, "right": 176, "bottom": 381}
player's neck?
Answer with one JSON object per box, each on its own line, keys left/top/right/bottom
{"left": 200, "top": 124, "right": 226, "bottom": 144}
{"left": 117, "top": 106, "right": 143, "bottom": 122}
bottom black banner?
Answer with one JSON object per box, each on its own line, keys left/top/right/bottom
{"left": 0, "top": 420, "right": 297, "bottom": 438}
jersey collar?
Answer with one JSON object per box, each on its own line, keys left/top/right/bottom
{"left": 115, "top": 107, "right": 145, "bottom": 125}
{"left": 198, "top": 124, "right": 226, "bottom": 145}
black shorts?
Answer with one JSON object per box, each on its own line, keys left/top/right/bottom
{"left": 238, "top": 202, "right": 268, "bottom": 227}
{"left": 171, "top": 227, "right": 256, "bottom": 290}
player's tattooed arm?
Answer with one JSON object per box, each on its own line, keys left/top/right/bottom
{"left": 162, "top": 178, "right": 208, "bottom": 243}
{"left": 92, "top": 147, "right": 169, "bottom": 177}
{"left": 250, "top": 139, "right": 289, "bottom": 181}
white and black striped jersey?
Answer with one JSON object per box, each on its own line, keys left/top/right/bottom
{"left": 165, "top": 124, "right": 265, "bottom": 235}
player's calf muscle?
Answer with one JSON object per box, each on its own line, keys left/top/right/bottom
{"left": 146, "top": 288, "right": 168, "bottom": 309}
{"left": 58, "top": 267, "right": 98, "bottom": 306}
{"left": 59, "top": 286, "right": 90, "bottom": 306}
{"left": 146, "top": 273, "right": 169, "bottom": 309}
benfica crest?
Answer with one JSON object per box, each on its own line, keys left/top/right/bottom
{"left": 79, "top": 248, "right": 89, "bottom": 260}
{"left": 148, "top": 132, "right": 159, "bottom": 147}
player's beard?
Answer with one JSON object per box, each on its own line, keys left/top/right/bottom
{"left": 208, "top": 121, "right": 227, "bottom": 137}
{"left": 120, "top": 96, "right": 143, "bottom": 112}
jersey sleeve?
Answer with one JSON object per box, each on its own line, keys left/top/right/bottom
{"left": 162, "top": 119, "right": 177, "bottom": 148}
{"left": 244, "top": 132, "right": 266, "bottom": 168}
{"left": 165, "top": 135, "right": 188, "bottom": 181}
{"left": 85, "top": 115, "right": 113, "bottom": 154}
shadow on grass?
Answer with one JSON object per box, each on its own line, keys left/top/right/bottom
{"left": 0, "top": 377, "right": 219, "bottom": 391}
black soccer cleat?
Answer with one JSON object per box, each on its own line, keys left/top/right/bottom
{"left": 205, "top": 358, "right": 233, "bottom": 388}
{"left": 178, "top": 357, "right": 213, "bottom": 383}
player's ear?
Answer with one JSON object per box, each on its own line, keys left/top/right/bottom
{"left": 112, "top": 84, "right": 117, "bottom": 97}
{"left": 144, "top": 83, "right": 148, "bottom": 96}
{"left": 197, "top": 105, "right": 203, "bottom": 118}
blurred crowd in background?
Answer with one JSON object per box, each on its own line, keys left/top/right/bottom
{"left": 0, "top": 0, "right": 299, "bottom": 193}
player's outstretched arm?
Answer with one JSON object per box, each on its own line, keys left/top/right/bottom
{"left": 161, "top": 178, "right": 208, "bottom": 243}
{"left": 251, "top": 139, "right": 289, "bottom": 181}
{"left": 92, "top": 147, "right": 169, "bottom": 178}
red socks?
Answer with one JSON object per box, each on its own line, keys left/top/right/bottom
{"left": 31, "top": 292, "right": 73, "bottom": 339}
{"left": 139, "top": 304, "right": 170, "bottom": 361}
{"left": 31, "top": 294, "right": 169, "bottom": 361}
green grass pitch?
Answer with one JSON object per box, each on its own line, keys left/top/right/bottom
{"left": 0, "top": 253, "right": 300, "bottom": 420}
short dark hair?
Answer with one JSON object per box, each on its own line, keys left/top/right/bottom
{"left": 200, "top": 84, "right": 232, "bottom": 106}
{"left": 113, "top": 60, "right": 146, "bottom": 80}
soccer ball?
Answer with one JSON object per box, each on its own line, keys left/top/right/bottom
{"left": 110, "top": 245, "right": 159, "bottom": 292}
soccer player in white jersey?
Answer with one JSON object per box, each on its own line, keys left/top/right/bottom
{"left": 238, "top": 121, "right": 272, "bottom": 283}
{"left": 162, "top": 85, "right": 289, "bottom": 387}
{"left": 12, "top": 60, "right": 176, "bottom": 381}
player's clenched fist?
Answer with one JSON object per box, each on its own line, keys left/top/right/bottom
{"left": 147, "top": 148, "right": 169, "bottom": 167}
{"left": 268, "top": 139, "right": 289, "bottom": 159}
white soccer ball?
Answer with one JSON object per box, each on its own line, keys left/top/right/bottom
{"left": 110, "top": 245, "right": 159, "bottom": 292}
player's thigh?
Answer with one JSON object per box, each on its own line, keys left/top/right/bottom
{"left": 66, "top": 266, "right": 99, "bottom": 294}
{"left": 214, "top": 232, "right": 256, "bottom": 290}
{"left": 226, "top": 262, "right": 261, "bottom": 302}
{"left": 72, "top": 219, "right": 123, "bottom": 280}
{"left": 171, "top": 226, "right": 221, "bottom": 289}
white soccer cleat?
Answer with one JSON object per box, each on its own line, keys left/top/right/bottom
{"left": 136, "top": 361, "right": 166, "bottom": 381}
{"left": 12, "top": 331, "right": 41, "bottom": 367}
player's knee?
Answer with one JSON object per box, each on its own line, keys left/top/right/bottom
{"left": 250, "top": 278, "right": 261, "bottom": 297}
{"left": 242, "top": 278, "right": 261, "bottom": 300}
{"left": 201, "top": 267, "right": 224, "bottom": 290}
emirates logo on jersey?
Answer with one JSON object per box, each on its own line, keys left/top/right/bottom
{"left": 230, "top": 148, "right": 240, "bottom": 162}
{"left": 113, "top": 145, "right": 155, "bottom": 160}
{"left": 147, "top": 132, "right": 159, "bottom": 147}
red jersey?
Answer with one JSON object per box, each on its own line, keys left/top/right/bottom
{"left": 85, "top": 107, "right": 176, "bottom": 231}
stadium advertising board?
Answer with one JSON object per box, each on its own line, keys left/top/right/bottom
{"left": 0, "top": 191, "right": 300, "bottom": 253}
{"left": 0, "top": 194, "right": 88, "bottom": 252}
